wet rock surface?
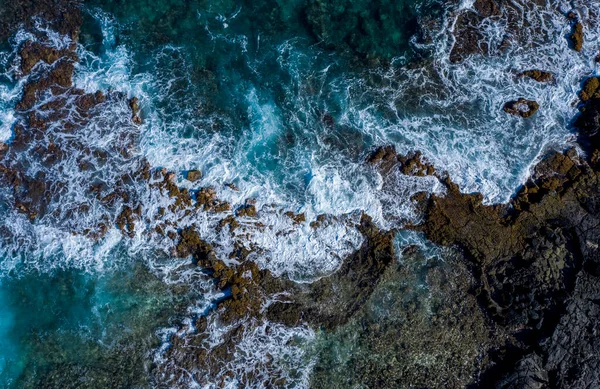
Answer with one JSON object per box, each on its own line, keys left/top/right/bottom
{"left": 3, "top": 0, "right": 600, "bottom": 388}
{"left": 568, "top": 14, "right": 584, "bottom": 52}
{"left": 449, "top": 0, "right": 582, "bottom": 63}
{"left": 517, "top": 70, "right": 555, "bottom": 83}
{"left": 309, "top": 245, "right": 497, "bottom": 389}
{"left": 503, "top": 98, "right": 540, "bottom": 118}
{"left": 407, "top": 99, "right": 600, "bottom": 387}
{"left": 0, "top": 0, "right": 82, "bottom": 41}
{"left": 449, "top": 0, "right": 501, "bottom": 62}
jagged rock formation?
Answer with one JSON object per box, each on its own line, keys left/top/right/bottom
{"left": 404, "top": 98, "right": 600, "bottom": 388}
{"left": 449, "top": 0, "right": 584, "bottom": 63}
{"left": 3, "top": 0, "right": 600, "bottom": 388}
{"left": 568, "top": 13, "right": 584, "bottom": 52}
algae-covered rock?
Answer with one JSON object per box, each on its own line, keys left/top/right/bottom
{"left": 235, "top": 199, "right": 258, "bottom": 218}
{"left": 409, "top": 77, "right": 600, "bottom": 386}
{"left": 569, "top": 21, "right": 584, "bottom": 52}
{"left": 129, "top": 97, "right": 142, "bottom": 124}
{"left": 0, "top": 0, "right": 83, "bottom": 41}
{"left": 579, "top": 77, "right": 600, "bottom": 102}
{"left": 186, "top": 169, "right": 202, "bottom": 182}
{"left": 367, "top": 146, "right": 436, "bottom": 177}
{"left": 310, "top": 247, "right": 495, "bottom": 389}
{"left": 517, "top": 69, "right": 555, "bottom": 83}
{"left": 284, "top": 211, "right": 306, "bottom": 224}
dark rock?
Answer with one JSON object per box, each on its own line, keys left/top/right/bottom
{"left": 267, "top": 213, "right": 396, "bottom": 330}
{"left": 0, "top": 0, "right": 82, "bottom": 41}
{"left": 496, "top": 354, "right": 549, "bottom": 389}
{"left": 503, "top": 98, "right": 539, "bottom": 118}
{"left": 574, "top": 96, "right": 600, "bottom": 165}
{"left": 449, "top": 0, "right": 549, "bottom": 63}
{"left": 542, "top": 273, "right": 600, "bottom": 388}
{"left": 410, "top": 74, "right": 600, "bottom": 387}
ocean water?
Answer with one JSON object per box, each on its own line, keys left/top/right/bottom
{"left": 1, "top": 0, "right": 600, "bottom": 387}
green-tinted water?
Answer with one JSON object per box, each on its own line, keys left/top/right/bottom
{"left": 0, "top": 0, "right": 425, "bottom": 387}
{"left": 0, "top": 256, "right": 195, "bottom": 388}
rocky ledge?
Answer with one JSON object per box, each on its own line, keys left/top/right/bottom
{"left": 405, "top": 97, "right": 600, "bottom": 388}
{"left": 3, "top": 0, "right": 600, "bottom": 388}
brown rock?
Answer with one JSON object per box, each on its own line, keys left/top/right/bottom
{"left": 503, "top": 98, "right": 539, "bottom": 118}
{"left": 129, "top": 97, "right": 142, "bottom": 124}
{"left": 284, "top": 211, "right": 306, "bottom": 224}
{"left": 236, "top": 200, "right": 258, "bottom": 218}
{"left": 579, "top": 77, "right": 600, "bottom": 102}
{"left": 517, "top": 70, "right": 555, "bottom": 83}
{"left": 569, "top": 21, "right": 584, "bottom": 52}
{"left": 186, "top": 170, "right": 202, "bottom": 182}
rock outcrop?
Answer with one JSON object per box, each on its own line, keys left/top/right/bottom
{"left": 568, "top": 15, "right": 584, "bottom": 52}
{"left": 407, "top": 96, "right": 600, "bottom": 388}
{"left": 503, "top": 98, "right": 540, "bottom": 118}
{"left": 517, "top": 70, "right": 555, "bottom": 83}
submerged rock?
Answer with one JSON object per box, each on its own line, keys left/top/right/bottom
{"left": 310, "top": 246, "right": 495, "bottom": 389}
{"left": 305, "top": 0, "right": 420, "bottom": 59}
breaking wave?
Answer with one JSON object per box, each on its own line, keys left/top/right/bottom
{"left": 1, "top": 0, "right": 600, "bottom": 386}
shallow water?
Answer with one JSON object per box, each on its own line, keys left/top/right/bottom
{"left": 0, "top": 254, "right": 203, "bottom": 387}
{"left": 1, "top": 0, "right": 600, "bottom": 387}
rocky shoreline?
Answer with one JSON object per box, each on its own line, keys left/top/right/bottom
{"left": 1, "top": 0, "right": 599, "bottom": 388}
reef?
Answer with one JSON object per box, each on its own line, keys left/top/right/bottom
{"left": 0, "top": 0, "right": 82, "bottom": 41}
{"left": 403, "top": 99, "right": 600, "bottom": 387}
{"left": 310, "top": 247, "right": 496, "bottom": 389}
{"left": 3, "top": 0, "right": 600, "bottom": 388}
{"left": 449, "top": 0, "right": 585, "bottom": 62}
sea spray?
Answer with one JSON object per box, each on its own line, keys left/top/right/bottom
{"left": 1, "top": 0, "right": 600, "bottom": 387}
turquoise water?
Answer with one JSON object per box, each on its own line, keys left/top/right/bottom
{"left": 79, "top": 0, "right": 424, "bottom": 195}
{"left": 1, "top": 0, "right": 599, "bottom": 387}
{"left": 0, "top": 253, "right": 196, "bottom": 388}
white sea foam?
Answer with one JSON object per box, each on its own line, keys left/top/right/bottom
{"left": 154, "top": 316, "right": 316, "bottom": 389}
{"left": 1, "top": 1, "right": 599, "bottom": 387}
